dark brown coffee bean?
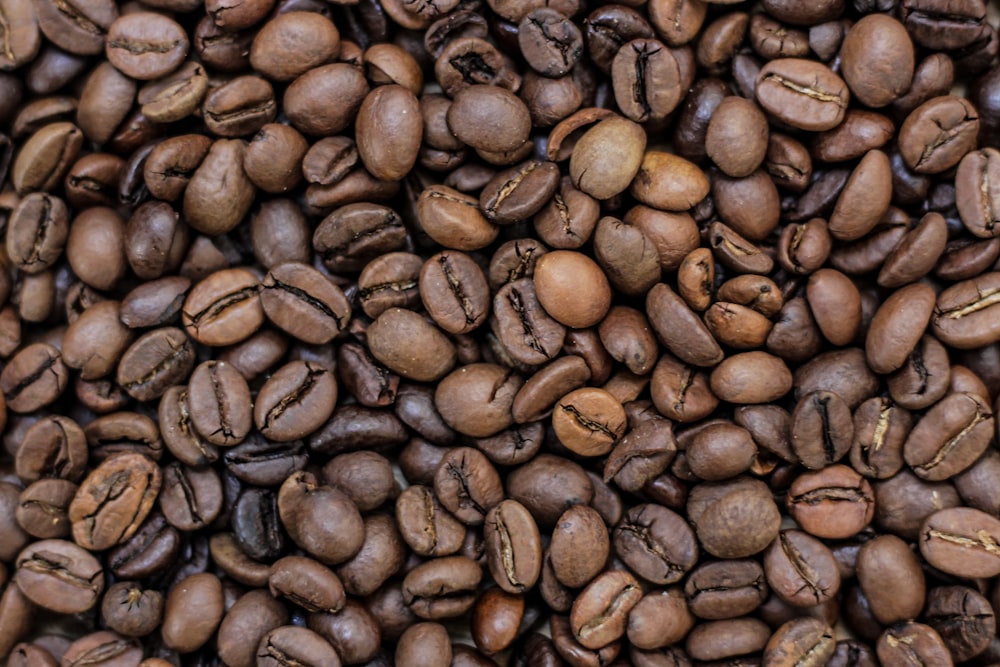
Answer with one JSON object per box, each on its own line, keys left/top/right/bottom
{"left": 250, "top": 11, "right": 340, "bottom": 82}
{"left": 924, "top": 585, "right": 995, "bottom": 662}
{"left": 0, "top": 343, "right": 68, "bottom": 413}
{"left": 182, "top": 269, "right": 263, "bottom": 347}
{"left": 100, "top": 581, "right": 164, "bottom": 638}
{"left": 158, "top": 463, "right": 222, "bottom": 532}
{"left": 396, "top": 484, "right": 465, "bottom": 557}
{"left": 254, "top": 361, "right": 335, "bottom": 442}
{"left": 518, "top": 9, "right": 582, "bottom": 77}
{"left": 6, "top": 193, "right": 68, "bottom": 275}
{"left": 356, "top": 85, "right": 422, "bottom": 182}
{"left": 203, "top": 75, "right": 277, "bottom": 138}
{"left": 856, "top": 534, "right": 926, "bottom": 626}
{"left": 956, "top": 148, "right": 1000, "bottom": 238}
{"left": 268, "top": 555, "right": 345, "bottom": 614}
{"left": 756, "top": 58, "right": 848, "bottom": 132}
{"left": 447, "top": 85, "right": 531, "bottom": 154}
{"left": 685, "top": 617, "right": 771, "bottom": 662}
{"left": 260, "top": 262, "right": 350, "bottom": 345}
{"left": 899, "top": 0, "right": 987, "bottom": 50}
{"left": 33, "top": 0, "right": 116, "bottom": 56}
{"left": 933, "top": 271, "right": 1000, "bottom": 348}
{"left": 84, "top": 411, "right": 163, "bottom": 463}
{"left": 217, "top": 589, "right": 290, "bottom": 667}
{"left": 14, "top": 415, "right": 88, "bottom": 483}
{"left": 850, "top": 397, "right": 912, "bottom": 480}
{"left": 790, "top": 391, "right": 853, "bottom": 470}
{"left": 689, "top": 478, "right": 781, "bottom": 559}
{"left": 187, "top": 360, "right": 252, "bottom": 448}
{"left": 710, "top": 352, "right": 793, "bottom": 405}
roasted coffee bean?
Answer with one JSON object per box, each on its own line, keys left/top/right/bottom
{"left": 182, "top": 269, "right": 263, "bottom": 347}
{"left": 402, "top": 555, "right": 482, "bottom": 619}
{"left": 876, "top": 622, "right": 953, "bottom": 667}
{"left": 231, "top": 487, "right": 285, "bottom": 562}
{"left": 689, "top": 478, "right": 781, "bottom": 559}
{"left": 14, "top": 415, "right": 88, "bottom": 483}
{"left": 899, "top": 96, "right": 980, "bottom": 174}
{"left": 15, "top": 539, "right": 104, "bottom": 614}
{"left": 570, "top": 569, "right": 642, "bottom": 649}
{"left": 615, "top": 503, "right": 698, "bottom": 585}
{"left": 0, "top": 343, "right": 68, "bottom": 414}
{"left": 685, "top": 559, "right": 768, "bottom": 620}
{"left": 756, "top": 58, "right": 849, "bottom": 132}
{"left": 764, "top": 618, "right": 836, "bottom": 667}
{"left": 187, "top": 360, "right": 252, "bottom": 448}
{"left": 484, "top": 499, "right": 542, "bottom": 594}
{"left": 278, "top": 472, "right": 364, "bottom": 565}
{"left": 100, "top": 582, "right": 163, "bottom": 638}
{"left": 764, "top": 530, "right": 841, "bottom": 608}
{"left": 254, "top": 361, "right": 336, "bottom": 442}
{"left": 161, "top": 572, "right": 223, "bottom": 654}
{"left": 921, "top": 507, "right": 1000, "bottom": 578}
{"left": 903, "top": 392, "right": 994, "bottom": 481}
{"left": 69, "top": 453, "right": 162, "bottom": 551}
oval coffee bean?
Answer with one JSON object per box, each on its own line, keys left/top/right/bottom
{"left": 484, "top": 499, "right": 542, "bottom": 593}
{"left": 14, "top": 539, "right": 104, "bottom": 614}
{"left": 254, "top": 361, "right": 337, "bottom": 442}
{"left": 69, "top": 453, "right": 162, "bottom": 551}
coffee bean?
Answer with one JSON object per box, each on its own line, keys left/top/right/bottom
{"left": 570, "top": 569, "right": 642, "bottom": 649}
{"left": 903, "top": 392, "right": 994, "bottom": 481}
{"left": 899, "top": 96, "right": 979, "bottom": 174}
{"left": 876, "top": 622, "right": 953, "bottom": 667}
{"left": 764, "top": 530, "right": 841, "bottom": 607}
{"left": 839, "top": 15, "right": 914, "bottom": 108}
{"left": 69, "top": 453, "right": 162, "bottom": 551}
{"left": 402, "top": 555, "right": 481, "bottom": 619}
{"left": 569, "top": 116, "right": 646, "bottom": 200}
{"left": 921, "top": 507, "right": 1000, "bottom": 578}
{"left": 685, "top": 559, "right": 768, "bottom": 620}
{"left": 105, "top": 13, "right": 188, "bottom": 81}
{"left": 484, "top": 499, "right": 542, "bottom": 593}
{"left": 14, "top": 539, "right": 104, "bottom": 614}
{"left": 202, "top": 75, "right": 277, "bottom": 138}
{"left": 764, "top": 618, "right": 835, "bottom": 667}
{"left": 100, "top": 582, "right": 163, "bottom": 638}
{"left": 161, "top": 573, "right": 223, "bottom": 654}
{"left": 277, "top": 472, "right": 364, "bottom": 565}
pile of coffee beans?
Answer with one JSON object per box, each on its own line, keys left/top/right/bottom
{"left": 4, "top": 0, "right": 1000, "bottom": 663}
